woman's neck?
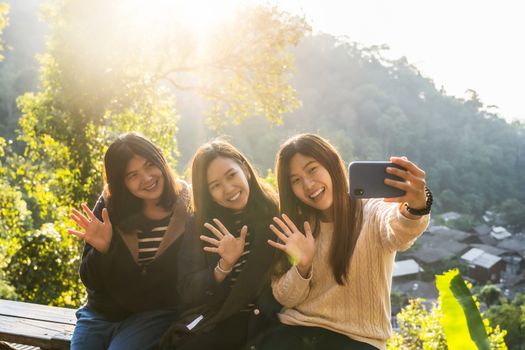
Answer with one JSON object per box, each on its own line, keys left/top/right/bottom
{"left": 142, "top": 200, "right": 171, "bottom": 220}
{"left": 321, "top": 207, "right": 334, "bottom": 222}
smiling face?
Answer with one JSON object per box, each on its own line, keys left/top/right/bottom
{"left": 206, "top": 156, "right": 251, "bottom": 211}
{"left": 124, "top": 154, "right": 165, "bottom": 204}
{"left": 288, "top": 153, "right": 334, "bottom": 220}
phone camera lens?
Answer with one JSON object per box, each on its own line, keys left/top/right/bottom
{"left": 354, "top": 189, "right": 364, "bottom": 196}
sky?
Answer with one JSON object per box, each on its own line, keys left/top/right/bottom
{"left": 271, "top": 0, "right": 525, "bottom": 123}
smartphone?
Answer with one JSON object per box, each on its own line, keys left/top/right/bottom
{"left": 348, "top": 161, "right": 406, "bottom": 199}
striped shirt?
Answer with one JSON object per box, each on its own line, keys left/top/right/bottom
{"left": 223, "top": 212, "right": 255, "bottom": 311}
{"left": 137, "top": 216, "right": 170, "bottom": 266}
{"left": 226, "top": 212, "right": 253, "bottom": 288}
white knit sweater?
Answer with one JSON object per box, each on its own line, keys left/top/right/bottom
{"left": 272, "top": 199, "right": 430, "bottom": 350}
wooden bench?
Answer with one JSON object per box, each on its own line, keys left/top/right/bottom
{"left": 0, "top": 299, "right": 76, "bottom": 350}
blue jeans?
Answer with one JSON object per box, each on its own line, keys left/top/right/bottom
{"left": 70, "top": 306, "right": 177, "bottom": 350}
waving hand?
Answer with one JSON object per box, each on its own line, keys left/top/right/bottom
{"left": 267, "top": 214, "right": 316, "bottom": 278}
{"left": 68, "top": 203, "right": 113, "bottom": 254}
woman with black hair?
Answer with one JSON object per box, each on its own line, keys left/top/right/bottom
{"left": 68, "top": 132, "right": 193, "bottom": 350}
{"left": 161, "top": 140, "right": 280, "bottom": 350}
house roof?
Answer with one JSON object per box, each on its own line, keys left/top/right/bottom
{"left": 441, "top": 212, "right": 461, "bottom": 220}
{"left": 430, "top": 227, "right": 472, "bottom": 242}
{"left": 490, "top": 230, "right": 512, "bottom": 240}
{"left": 427, "top": 225, "right": 449, "bottom": 233}
{"left": 393, "top": 259, "right": 422, "bottom": 278}
{"left": 393, "top": 280, "right": 438, "bottom": 300}
{"left": 492, "top": 226, "right": 510, "bottom": 234}
{"left": 469, "top": 244, "right": 507, "bottom": 256}
{"left": 478, "top": 235, "right": 499, "bottom": 246}
{"left": 409, "top": 242, "right": 469, "bottom": 264}
{"left": 461, "top": 248, "right": 502, "bottom": 269}
{"left": 473, "top": 224, "right": 491, "bottom": 235}
{"left": 497, "top": 234, "right": 525, "bottom": 255}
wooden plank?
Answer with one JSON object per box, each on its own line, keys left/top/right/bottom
{"left": 0, "top": 300, "right": 76, "bottom": 325}
{"left": 2, "top": 342, "right": 39, "bottom": 350}
{"left": 0, "top": 316, "right": 73, "bottom": 350}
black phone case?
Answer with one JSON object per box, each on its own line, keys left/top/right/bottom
{"left": 348, "top": 161, "right": 406, "bottom": 199}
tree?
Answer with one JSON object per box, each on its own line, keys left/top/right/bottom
{"left": 480, "top": 284, "right": 503, "bottom": 307}
{"left": 15, "top": 0, "right": 309, "bottom": 212}
{"left": 0, "top": 1, "right": 19, "bottom": 300}
{"left": 499, "top": 198, "right": 525, "bottom": 231}
{"left": 484, "top": 295, "right": 525, "bottom": 350}
{"left": 0, "top": 2, "right": 8, "bottom": 61}
{"left": 175, "top": 33, "right": 525, "bottom": 219}
{"left": 1, "top": 0, "right": 309, "bottom": 306}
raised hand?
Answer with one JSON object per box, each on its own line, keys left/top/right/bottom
{"left": 383, "top": 156, "right": 427, "bottom": 210}
{"left": 68, "top": 203, "right": 113, "bottom": 254}
{"left": 267, "top": 214, "right": 316, "bottom": 278}
{"left": 200, "top": 218, "right": 247, "bottom": 270}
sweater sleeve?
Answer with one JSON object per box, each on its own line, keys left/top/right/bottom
{"left": 79, "top": 195, "right": 116, "bottom": 290}
{"left": 271, "top": 264, "right": 313, "bottom": 308}
{"left": 177, "top": 220, "right": 229, "bottom": 309}
{"left": 365, "top": 198, "right": 429, "bottom": 252}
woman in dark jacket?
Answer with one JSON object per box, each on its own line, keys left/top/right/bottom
{"left": 161, "top": 140, "right": 281, "bottom": 350}
{"left": 68, "top": 132, "right": 193, "bottom": 350}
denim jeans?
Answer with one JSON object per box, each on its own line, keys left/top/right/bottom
{"left": 70, "top": 306, "right": 177, "bottom": 350}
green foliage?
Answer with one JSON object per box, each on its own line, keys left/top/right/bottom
{"left": 0, "top": 237, "right": 17, "bottom": 300}
{"left": 202, "top": 6, "right": 309, "bottom": 127}
{"left": 0, "top": 176, "right": 31, "bottom": 245}
{"left": 0, "top": 2, "right": 8, "bottom": 61}
{"left": 498, "top": 198, "right": 525, "bottom": 231}
{"left": 390, "top": 289, "right": 409, "bottom": 312}
{"left": 446, "top": 215, "right": 476, "bottom": 232}
{"left": 7, "top": 222, "right": 83, "bottom": 307}
{"left": 0, "top": 136, "right": 30, "bottom": 300}
{"left": 388, "top": 299, "right": 447, "bottom": 349}
{"left": 179, "top": 34, "right": 525, "bottom": 229}
{"left": 261, "top": 168, "right": 277, "bottom": 190}
{"left": 483, "top": 294, "right": 525, "bottom": 350}
{"left": 388, "top": 298, "right": 508, "bottom": 350}
{"left": 436, "top": 269, "right": 489, "bottom": 349}
{"left": 479, "top": 285, "right": 503, "bottom": 307}
{"left": 389, "top": 270, "right": 509, "bottom": 349}
{"left": 0, "top": 1, "right": 45, "bottom": 138}
{"left": 0, "top": 0, "right": 309, "bottom": 307}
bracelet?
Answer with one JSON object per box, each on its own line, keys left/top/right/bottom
{"left": 405, "top": 186, "right": 433, "bottom": 216}
{"left": 214, "top": 259, "right": 232, "bottom": 274}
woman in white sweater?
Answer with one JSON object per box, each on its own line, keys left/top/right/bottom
{"left": 260, "top": 133, "right": 431, "bottom": 350}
